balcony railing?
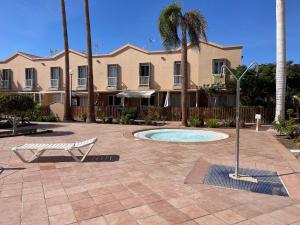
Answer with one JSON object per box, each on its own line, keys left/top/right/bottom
{"left": 107, "top": 76, "right": 117, "bottom": 87}
{"left": 25, "top": 79, "right": 33, "bottom": 88}
{"left": 174, "top": 74, "right": 182, "bottom": 86}
{"left": 0, "top": 80, "right": 9, "bottom": 89}
{"left": 78, "top": 78, "right": 87, "bottom": 87}
{"left": 50, "top": 79, "right": 59, "bottom": 88}
{"left": 139, "top": 76, "right": 150, "bottom": 86}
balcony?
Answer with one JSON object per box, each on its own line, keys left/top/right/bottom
{"left": 173, "top": 74, "right": 182, "bottom": 90}
{"left": 76, "top": 78, "right": 87, "bottom": 90}
{"left": 212, "top": 74, "right": 227, "bottom": 89}
{"left": 107, "top": 76, "right": 118, "bottom": 90}
{"left": 139, "top": 76, "right": 150, "bottom": 89}
{"left": 0, "top": 80, "right": 10, "bottom": 89}
{"left": 23, "top": 79, "right": 34, "bottom": 91}
{"left": 49, "top": 79, "right": 59, "bottom": 90}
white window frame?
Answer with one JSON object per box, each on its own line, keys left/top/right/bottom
{"left": 50, "top": 67, "right": 60, "bottom": 88}
{"left": 139, "top": 63, "right": 150, "bottom": 86}
{"left": 78, "top": 65, "right": 87, "bottom": 87}
{"left": 174, "top": 61, "right": 182, "bottom": 86}
{"left": 213, "top": 59, "right": 226, "bottom": 75}
{"left": 0, "top": 69, "right": 10, "bottom": 89}
{"left": 25, "top": 68, "right": 34, "bottom": 88}
{"left": 107, "top": 64, "right": 118, "bottom": 87}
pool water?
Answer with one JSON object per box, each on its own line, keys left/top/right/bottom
{"left": 134, "top": 129, "right": 228, "bottom": 142}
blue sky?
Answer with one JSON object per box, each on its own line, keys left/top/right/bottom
{"left": 0, "top": 0, "right": 299, "bottom": 65}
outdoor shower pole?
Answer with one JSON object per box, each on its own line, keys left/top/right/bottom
{"left": 235, "top": 79, "right": 240, "bottom": 178}
{"left": 221, "top": 62, "right": 258, "bottom": 179}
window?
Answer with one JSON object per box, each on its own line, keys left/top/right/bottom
{"left": 108, "top": 95, "right": 121, "bottom": 106}
{"left": 50, "top": 67, "right": 60, "bottom": 88}
{"left": 139, "top": 63, "right": 150, "bottom": 85}
{"left": 0, "top": 69, "right": 10, "bottom": 88}
{"left": 174, "top": 61, "right": 182, "bottom": 85}
{"left": 25, "top": 68, "right": 34, "bottom": 87}
{"left": 213, "top": 59, "right": 225, "bottom": 74}
{"left": 78, "top": 66, "right": 87, "bottom": 86}
{"left": 107, "top": 64, "right": 118, "bottom": 87}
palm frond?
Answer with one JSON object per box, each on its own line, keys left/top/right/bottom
{"left": 158, "top": 3, "right": 182, "bottom": 50}
{"left": 184, "top": 10, "right": 208, "bottom": 49}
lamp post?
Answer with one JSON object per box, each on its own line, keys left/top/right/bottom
{"left": 69, "top": 69, "right": 73, "bottom": 105}
{"left": 221, "top": 61, "right": 259, "bottom": 180}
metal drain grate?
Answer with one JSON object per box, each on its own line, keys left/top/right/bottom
{"left": 203, "top": 165, "right": 288, "bottom": 197}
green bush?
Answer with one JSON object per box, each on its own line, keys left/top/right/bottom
{"left": 36, "top": 115, "right": 57, "bottom": 122}
{"left": 121, "top": 108, "right": 137, "bottom": 120}
{"left": 272, "top": 116, "right": 299, "bottom": 138}
{"left": 206, "top": 118, "right": 219, "bottom": 128}
{"left": 223, "top": 119, "right": 236, "bottom": 127}
{"left": 0, "top": 94, "right": 35, "bottom": 116}
{"left": 189, "top": 117, "right": 201, "bottom": 127}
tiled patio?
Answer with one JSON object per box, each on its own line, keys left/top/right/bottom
{"left": 1, "top": 122, "right": 300, "bottom": 225}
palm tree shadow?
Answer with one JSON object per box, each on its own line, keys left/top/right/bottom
{"left": 28, "top": 131, "right": 74, "bottom": 137}
{"left": 31, "top": 154, "right": 120, "bottom": 163}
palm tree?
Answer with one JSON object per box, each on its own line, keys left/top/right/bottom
{"left": 158, "top": 3, "right": 207, "bottom": 126}
{"left": 60, "top": 0, "right": 72, "bottom": 121}
{"left": 84, "top": 0, "right": 96, "bottom": 122}
{"left": 275, "top": 0, "right": 287, "bottom": 121}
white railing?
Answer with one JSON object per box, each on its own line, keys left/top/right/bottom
{"left": 50, "top": 79, "right": 59, "bottom": 88}
{"left": 139, "top": 76, "right": 150, "bottom": 86}
{"left": 107, "top": 76, "right": 117, "bottom": 87}
{"left": 78, "top": 78, "right": 87, "bottom": 87}
{"left": 0, "top": 80, "right": 9, "bottom": 89}
{"left": 25, "top": 79, "right": 33, "bottom": 88}
{"left": 174, "top": 74, "right": 182, "bottom": 86}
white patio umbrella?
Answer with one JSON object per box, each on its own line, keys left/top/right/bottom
{"left": 164, "top": 92, "right": 170, "bottom": 107}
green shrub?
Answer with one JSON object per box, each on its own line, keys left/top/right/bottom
{"left": 189, "top": 117, "right": 201, "bottom": 127}
{"left": 36, "top": 115, "right": 57, "bottom": 122}
{"left": 223, "top": 119, "right": 236, "bottom": 127}
{"left": 287, "top": 108, "right": 294, "bottom": 119}
{"left": 206, "top": 118, "right": 219, "bottom": 128}
{"left": 121, "top": 108, "right": 137, "bottom": 120}
{"left": 272, "top": 116, "right": 299, "bottom": 138}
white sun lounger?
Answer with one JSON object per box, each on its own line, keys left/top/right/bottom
{"left": 12, "top": 138, "right": 97, "bottom": 163}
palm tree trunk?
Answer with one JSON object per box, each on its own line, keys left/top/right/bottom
{"left": 84, "top": 0, "right": 96, "bottom": 123}
{"left": 61, "top": 0, "right": 72, "bottom": 121}
{"left": 181, "top": 19, "right": 188, "bottom": 126}
{"left": 275, "top": 0, "right": 287, "bottom": 121}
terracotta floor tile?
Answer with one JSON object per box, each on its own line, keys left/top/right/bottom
{"left": 214, "top": 209, "right": 246, "bottom": 224}
{"left": 128, "top": 205, "right": 156, "bottom": 219}
{"left": 47, "top": 203, "right": 73, "bottom": 216}
{"left": 179, "top": 204, "right": 209, "bottom": 219}
{"left": 194, "top": 214, "right": 227, "bottom": 225}
{"left": 112, "top": 190, "right": 134, "bottom": 200}
{"left": 120, "top": 197, "right": 144, "bottom": 209}
{"left": 98, "top": 201, "right": 125, "bottom": 215}
{"left": 71, "top": 197, "right": 96, "bottom": 211}
{"left": 149, "top": 200, "right": 175, "bottom": 214}
{"left": 160, "top": 209, "right": 190, "bottom": 224}
{"left": 68, "top": 191, "right": 91, "bottom": 202}
{"left": 137, "top": 215, "right": 169, "bottom": 225}
{"left": 49, "top": 212, "right": 77, "bottom": 225}
{"left": 79, "top": 216, "right": 108, "bottom": 225}
{"left": 74, "top": 206, "right": 102, "bottom": 221}
{"left": 93, "top": 193, "right": 116, "bottom": 205}
{"left": 105, "top": 211, "right": 138, "bottom": 225}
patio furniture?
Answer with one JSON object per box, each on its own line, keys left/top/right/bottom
{"left": 12, "top": 138, "right": 97, "bottom": 163}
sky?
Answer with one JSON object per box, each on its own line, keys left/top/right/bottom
{"left": 0, "top": 0, "right": 299, "bottom": 65}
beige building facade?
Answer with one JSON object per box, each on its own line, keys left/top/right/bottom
{"left": 0, "top": 41, "right": 242, "bottom": 117}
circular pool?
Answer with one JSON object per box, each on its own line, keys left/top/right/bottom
{"left": 134, "top": 129, "right": 228, "bottom": 143}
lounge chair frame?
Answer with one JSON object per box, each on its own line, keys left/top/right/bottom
{"left": 12, "top": 138, "right": 97, "bottom": 163}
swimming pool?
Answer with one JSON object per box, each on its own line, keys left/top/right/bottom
{"left": 134, "top": 129, "right": 228, "bottom": 143}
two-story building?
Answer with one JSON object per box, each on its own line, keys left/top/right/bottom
{"left": 0, "top": 41, "right": 242, "bottom": 118}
